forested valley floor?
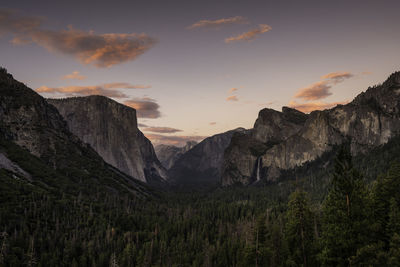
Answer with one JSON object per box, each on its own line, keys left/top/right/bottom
{"left": 1, "top": 140, "right": 400, "bottom": 266}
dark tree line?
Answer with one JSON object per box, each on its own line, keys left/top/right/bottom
{"left": 0, "top": 145, "right": 399, "bottom": 266}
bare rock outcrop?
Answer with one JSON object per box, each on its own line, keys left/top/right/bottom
{"left": 48, "top": 96, "right": 167, "bottom": 184}
{"left": 155, "top": 141, "right": 197, "bottom": 169}
{"left": 222, "top": 71, "right": 400, "bottom": 185}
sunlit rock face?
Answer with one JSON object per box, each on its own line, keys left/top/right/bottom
{"left": 222, "top": 72, "right": 400, "bottom": 186}
{"left": 48, "top": 96, "right": 167, "bottom": 184}
{"left": 155, "top": 141, "right": 197, "bottom": 170}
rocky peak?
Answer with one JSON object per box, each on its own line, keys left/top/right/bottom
{"left": 282, "top": 106, "right": 309, "bottom": 123}
{"left": 168, "top": 128, "right": 245, "bottom": 187}
{"left": 0, "top": 68, "right": 72, "bottom": 160}
{"left": 252, "top": 107, "right": 308, "bottom": 143}
{"left": 155, "top": 141, "right": 198, "bottom": 170}
{"left": 352, "top": 71, "right": 400, "bottom": 114}
{"left": 183, "top": 141, "right": 198, "bottom": 152}
{"left": 47, "top": 96, "right": 167, "bottom": 184}
{"left": 222, "top": 71, "right": 400, "bottom": 186}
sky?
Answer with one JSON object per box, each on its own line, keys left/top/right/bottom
{"left": 1, "top": 0, "right": 400, "bottom": 146}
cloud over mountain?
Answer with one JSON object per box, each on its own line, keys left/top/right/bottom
{"left": 0, "top": 8, "right": 156, "bottom": 67}
{"left": 144, "top": 127, "right": 182, "bottom": 134}
{"left": 62, "top": 71, "right": 86, "bottom": 80}
{"left": 289, "top": 100, "right": 348, "bottom": 113}
{"left": 36, "top": 82, "right": 149, "bottom": 98}
{"left": 294, "top": 71, "right": 354, "bottom": 101}
{"left": 124, "top": 97, "right": 161, "bottom": 118}
{"left": 144, "top": 133, "right": 206, "bottom": 146}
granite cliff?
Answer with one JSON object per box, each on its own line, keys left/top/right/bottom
{"left": 222, "top": 72, "right": 400, "bottom": 185}
{"left": 168, "top": 128, "right": 246, "bottom": 187}
{"left": 48, "top": 96, "right": 167, "bottom": 184}
{"left": 155, "top": 141, "right": 197, "bottom": 169}
{"left": 0, "top": 67, "right": 149, "bottom": 195}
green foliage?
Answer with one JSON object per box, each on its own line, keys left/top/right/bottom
{"left": 285, "top": 189, "right": 316, "bottom": 266}
{"left": 319, "top": 146, "right": 372, "bottom": 266}
{"left": 1, "top": 137, "right": 400, "bottom": 266}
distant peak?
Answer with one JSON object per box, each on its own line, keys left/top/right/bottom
{"left": 383, "top": 71, "right": 400, "bottom": 87}
{"left": 0, "top": 67, "right": 15, "bottom": 82}
{"left": 282, "top": 106, "right": 305, "bottom": 115}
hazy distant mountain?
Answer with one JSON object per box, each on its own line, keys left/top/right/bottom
{"left": 48, "top": 96, "right": 167, "bottom": 185}
{"left": 155, "top": 141, "right": 197, "bottom": 169}
{"left": 222, "top": 72, "right": 400, "bottom": 186}
{"left": 0, "top": 67, "right": 149, "bottom": 195}
{"left": 168, "top": 128, "right": 247, "bottom": 187}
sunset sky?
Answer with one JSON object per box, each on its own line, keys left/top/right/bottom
{"left": 1, "top": 0, "right": 400, "bottom": 146}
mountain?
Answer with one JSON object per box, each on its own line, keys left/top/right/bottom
{"left": 168, "top": 128, "right": 247, "bottom": 187}
{"left": 0, "top": 67, "right": 149, "bottom": 196}
{"left": 222, "top": 72, "right": 400, "bottom": 186}
{"left": 155, "top": 141, "right": 197, "bottom": 169}
{"left": 47, "top": 96, "right": 167, "bottom": 185}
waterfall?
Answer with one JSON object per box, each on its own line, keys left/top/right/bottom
{"left": 256, "top": 157, "right": 262, "bottom": 181}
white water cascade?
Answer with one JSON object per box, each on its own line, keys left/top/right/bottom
{"left": 256, "top": 157, "right": 262, "bottom": 181}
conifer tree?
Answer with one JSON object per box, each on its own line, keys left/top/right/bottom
{"left": 285, "top": 189, "right": 315, "bottom": 267}
{"left": 387, "top": 197, "right": 400, "bottom": 265}
{"left": 319, "top": 146, "right": 371, "bottom": 266}
{"left": 372, "top": 163, "right": 400, "bottom": 246}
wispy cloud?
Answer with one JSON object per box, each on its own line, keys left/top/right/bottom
{"left": 229, "top": 87, "right": 238, "bottom": 93}
{"left": 225, "top": 24, "right": 271, "bottom": 43}
{"left": 294, "top": 81, "right": 332, "bottom": 101}
{"left": 102, "top": 82, "right": 151, "bottom": 89}
{"left": 138, "top": 123, "right": 148, "bottom": 128}
{"left": 187, "top": 16, "right": 249, "bottom": 30}
{"left": 143, "top": 127, "right": 182, "bottom": 134}
{"left": 36, "top": 82, "right": 149, "bottom": 98}
{"left": 209, "top": 122, "right": 217, "bottom": 125}
{"left": 0, "top": 8, "right": 156, "bottom": 67}
{"left": 289, "top": 100, "right": 348, "bottom": 113}
{"left": 62, "top": 71, "right": 86, "bottom": 80}
{"left": 144, "top": 133, "right": 206, "bottom": 146}
{"left": 320, "top": 72, "right": 354, "bottom": 84}
{"left": 31, "top": 28, "right": 156, "bottom": 68}
{"left": 36, "top": 85, "right": 127, "bottom": 98}
{"left": 295, "top": 71, "right": 354, "bottom": 101}
{"left": 123, "top": 97, "right": 161, "bottom": 119}
{"left": 226, "top": 95, "right": 239, "bottom": 101}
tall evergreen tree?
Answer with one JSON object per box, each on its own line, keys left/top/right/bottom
{"left": 285, "top": 189, "right": 315, "bottom": 267}
{"left": 319, "top": 146, "right": 371, "bottom": 266}
{"left": 371, "top": 163, "right": 400, "bottom": 246}
{"left": 387, "top": 197, "right": 400, "bottom": 265}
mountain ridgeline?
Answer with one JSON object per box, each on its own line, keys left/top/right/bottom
{"left": 155, "top": 141, "right": 197, "bottom": 170}
{"left": 1, "top": 67, "right": 400, "bottom": 266}
{"left": 222, "top": 71, "right": 400, "bottom": 186}
{"left": 47, "top": 96, "right": 167, "bottom": 185}
{"left": 167, "top": 128, "right": 247, "bottom": 187}
{"left": 0, "top": 67, "right": 150, "bottom": 196}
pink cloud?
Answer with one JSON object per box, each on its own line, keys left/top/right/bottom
{"left": 225, "top": 24, "right": 271, "bottom": 43}
{"left": 187, "top": 16, "right": 249, "bottom": 30}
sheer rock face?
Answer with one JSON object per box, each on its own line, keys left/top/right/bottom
{"left": 155, "top": 141, "right": 197, "bottom": 170}
{"left": 47, "top": 96, "right": 167, "bottom": 184}
{"left": 222, "top": 108, "right": 308, "bottom": 185}
{"left": 0, "top": 69, "right": 82, "bottom": 166}
{"left": 168, "top": 128, "right": 246, "bottom": 186}
{"left": 222, "top": 72, "right": 400, "bottom": 186}
{"left": 253, "top": 107, "right": 308, "bottom": 143}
